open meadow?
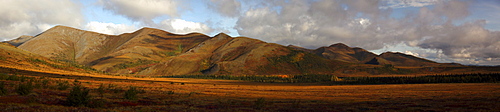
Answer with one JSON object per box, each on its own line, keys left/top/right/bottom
{"left": 0, "top": 67, "right": 499, "bottom": 111}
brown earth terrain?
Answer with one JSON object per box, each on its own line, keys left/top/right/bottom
{"left": 1, "top": 25, "right": 499, "bottom": 111}
{"left": 8, "top": 25, "right": 483, "bottom": 77}
{"left": 0, "top": 69, "right": 498, "bottom": 111}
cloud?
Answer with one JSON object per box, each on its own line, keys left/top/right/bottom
{"left": 381, "top": 0, "right": 438, "bottom": 9}
{"left": 404, "top": 51, "right": 419, "bottom": 57}
{"left": 97, "top": 0, "right": 215, "bottom": 35}
{"left": 208, "top": 0, "right": 241, "bottom": 17}
{"left": 159, "top": 19, "right": 213, "bottom": 34}
{"left": 417, "top": 21, "right": 500, "bottom": 58}
{"left": 235, "top": 0, "right": 391, "bottom": 49}
{"left": 234, "top": 0, "right": 499, "bottom": 65}
{"left": 98, "top": 0, "right": 179, "bottom": 22}
{"left": 0, "top": 0, "right": 84, "bottom": 41}
{"left": 85, "top": 21, "right": 137, "bottom": 35}
{"left": 406, "top": 48, "right": 500, "bottom": 65}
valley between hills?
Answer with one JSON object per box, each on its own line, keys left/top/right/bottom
{"left": 0, "top": 25, "right": 499, "bottom": 111}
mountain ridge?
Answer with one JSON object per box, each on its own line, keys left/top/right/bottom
{"left": 5, "top": 25, "right": 462, "bottom": 76}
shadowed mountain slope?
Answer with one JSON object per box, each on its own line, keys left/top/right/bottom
{"left": 313, "top": 43, "right": 377, "bottom": 64}
{"left": 10, "top": 25, "right": 461, "bottom": 76}
{"left": 374, "top": 52, "right": 442, "bottom": 66}
{"left": 6, "top": 35, "right": 34, "bottom": 47}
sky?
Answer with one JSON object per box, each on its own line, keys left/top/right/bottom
{"left": 0, "top": 0, "right": 499, "bottom": 65}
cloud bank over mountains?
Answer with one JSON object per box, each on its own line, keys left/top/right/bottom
{"left": 0, "top": 0, "right": 84, "bottom": 39}
{"left": 0, "top": 0, "right": 498, "bottom": 65}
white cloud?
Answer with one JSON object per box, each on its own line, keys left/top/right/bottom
{"left": 98, "top": 0, "right": 179, "bottom": 21}
{"left": 96, "top": 0, "right": 217, "bottom": 35}
{"left": 208, "top": 0, "right": 241, "bottom": 17}
{"left": 381, "top": 0, "right": 438, "bottom": 9}
{"left": 159, "top": 19, "right": 213, "bottom": 34}
{"left": 404, "top": 51, "right": 419, "bottom": 57}
{"left": 85, "top": 21, "right": 137, "bottom": 35}
{"left": 0, "top": 0, "right": 84, "bottom": 41}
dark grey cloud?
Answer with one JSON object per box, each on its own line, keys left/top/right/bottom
{"left": 234, "top": 0, "right": 500, "bottom": 65}
{"left": 98, "top": 0, "right": 179, "bottom": 22}
{"left": 208, "top": 0, "right": 241, "bottom": 17}
{"left": 235, "top": 0, "right": 392, "bottom": 49}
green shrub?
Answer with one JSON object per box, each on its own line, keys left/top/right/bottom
{"left": 0, "top": 73, "right": 8, "bottom": 80}
{"left": 66, "top": 84, "right": 91, "bottom": 107}
{"left": 124, "top": 86, "right": 139, "bottom": 100}
{"left": 18, "top": 75, "right": 30, "bottom": 82}
{"left": 40, "top": 78, "right": 51, "bottom": 89}
{"left": 6, "top": 74, "right": 20, "bottom": 81}
{"left": 57, "top": 80, "right": 71, "bottom": 90}
{"left": 87, "top": 99, "right": 107, "bottom": 108}
{"left": 107, "top": 84, "right": 123, "bottom": 93}
{"left": 332, "top": 73, "right": 500, "bottom": 85}
{"left": 96, "top": 84, "right": 106, "bottom": 98}
{"left": 167, "top": 91, "right": 175, "bottom": 95}
{"left": 253, "top": 98, "right": 266, "bottom": 109}
{"left": 0, "top": 82, "right": 7, "bottom": 96}
{"left": 16, "top": 81, "right": 33, "bottom": 95}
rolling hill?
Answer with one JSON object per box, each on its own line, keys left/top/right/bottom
{"left": 0, "top": 42, "right": 97, "bottom": 75}
{"left": 4, "top": 25, "right": 469, "bottom": 76}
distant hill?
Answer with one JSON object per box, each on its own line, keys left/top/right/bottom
{"left": 312, "top": 43, "right": 377, "bottom": 64}
{"left": 6, "top": 25, "right": 465, "bottom": 76}
{"left": 6, "top": 35, "right": 34, "bottom": 47}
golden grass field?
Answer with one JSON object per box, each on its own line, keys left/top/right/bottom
{"left": 1, "top": 66, "right": 499, "bottom": 111}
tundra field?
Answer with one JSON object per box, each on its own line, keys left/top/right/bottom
{"left": 0, "top": 68, "right": 498, "bottom": 111}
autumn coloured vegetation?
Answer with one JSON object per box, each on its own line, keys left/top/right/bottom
{"left": 1, "top": 26, "right": 499, "bottom": 111}
{"left": 0, "top": 72, "right": 499, "bottom": 111}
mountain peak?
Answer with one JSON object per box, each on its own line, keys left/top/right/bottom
{"left": 137, "top": 27, "right": 168, "bottom": 33}
{"left": 379, "top": 52, "right": 400, "bottom": 56}
{"left": 213, "top": 32, "right": 231, "bottom": 40}
{"left": 49, "top": 25, "right": 81, "bottom": 31}
{"left": 329, "top": 43, "right": 350, "bottom": 48}
{"left": 138, "top": 27, "right": 160, "bottom": 31}
{"left": 214, "top": 32, "right": 230, "bottom": 37}
{"left": 287, "top": 45, "right": 303, "bottom": 48}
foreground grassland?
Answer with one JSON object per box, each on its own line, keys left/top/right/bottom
{"left": 0, "top": 71, "right": 499, "bottom": 111}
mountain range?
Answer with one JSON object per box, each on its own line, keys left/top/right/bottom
{"left": 3, "top": 26, "right": 465, "bottom": 76}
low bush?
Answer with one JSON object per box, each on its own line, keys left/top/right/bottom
{"left": 6, "top": 74, "right": 20, "bottom": 81}
{"left": 124, "top": 86, "right": 140, "bottom": 100}
{"left": 0, "top": 82, "right": 7, "bottom": 96}
{"left": 66, "top": 84, "right": 91, "bottom": 107}
{"left": 253, "top": 98, "right": 266, "bottom": 109}
{"left": 86, "top": 99, "right": 107, "bottom": 108}
{"left": 96, "top": 84, "right": 106, "bottom": 98}
{"left": 333, "top": 73, "right": 500, "bottom": 85}
{"left": 16, "top": 81, "right": 33, "bottom": 95}
{"left": 57, "top": 80, "right": 71, "bottom": 90}
{"left": 40, "top": 78, "right": 51, "bottom": 89}
{"left": 0, "top": 73, "right": 8, "bottom": 80}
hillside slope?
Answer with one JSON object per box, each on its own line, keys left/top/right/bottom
{"left": 0, "top": 42, "right": 96, "bottom": 75}
{"left": 138, "top": 33, "right": 344, "bottom": 76}
{"left": 11, "top": 25, "right": 463, "bottom": 76}
{"left": 313, "top": 43, "right": 377, "bottom": 63}
{"left": 17, "top": 26, "right": 210, "bottom": 74}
